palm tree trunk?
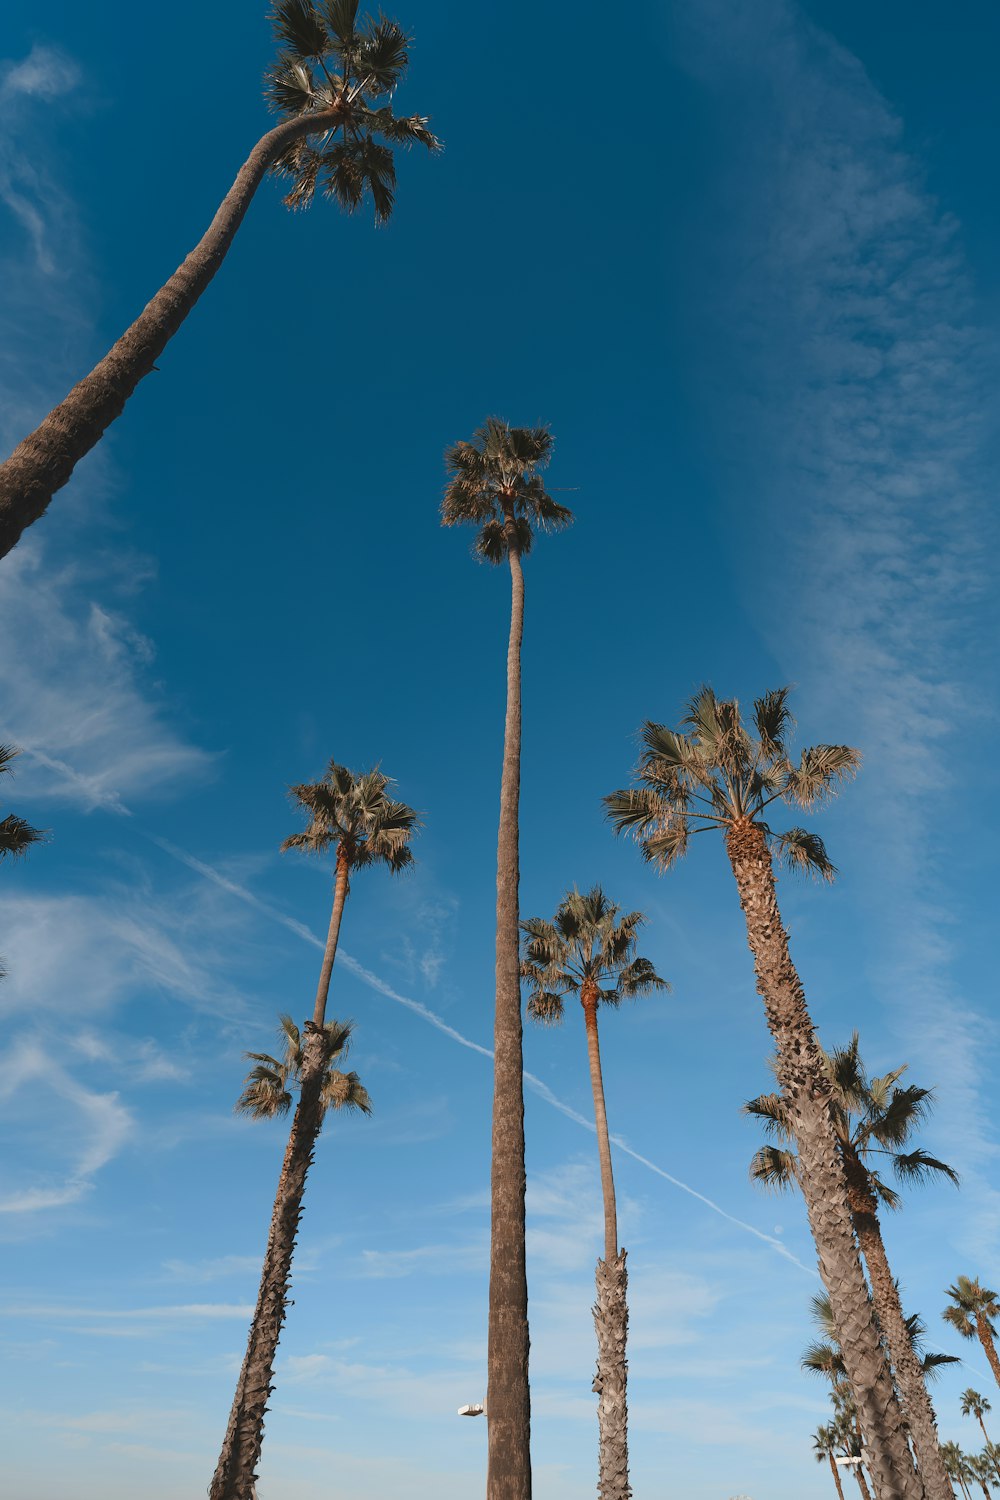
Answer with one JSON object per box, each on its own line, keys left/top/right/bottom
{"left": 975, "top": 1420, "right": 1000, "bottom": 1484}
{"left": 312, "top": 846, "right": 350, "bottom": 1026}
{"left": 976, "top": 1478, "right": 990, "bottom": 1499}
{"left": 844, "top": 1157, "right": 953, "bottom": 1500}
{"left": 855, "top": 1462, "right": 875, "bottom": 1500}
{"left": 977, "top": 1318, "right": 1000, "bottom": 1390}
{"left": 486, "top": 521, "right": 530, "bottom": 1500}
{"left": 0, "top": 105, "right": 342, "bottom": 561}
{"left": 725, "top": 819, "right": 922, "bottom": 1500}
{"left": 829, "top": 1452, "right": 847, "bottom": 1500}
{"left": 581, "top": 988, "right": 630, "bottom": 1500}
{"left": 208, "top": 1023, "right": 328, "bottom": 1500}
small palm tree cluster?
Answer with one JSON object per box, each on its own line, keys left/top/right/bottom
{"left": 0, "top": 744, "right": 44, "bottom": 861}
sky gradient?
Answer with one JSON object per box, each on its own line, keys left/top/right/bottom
{"left": 1, "top": 2, "right": 999, "bottom": 1497}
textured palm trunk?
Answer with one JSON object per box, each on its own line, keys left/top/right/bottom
{"left": 593, "top": 1252, "right": 630, "bottom": 1500}
{"left": 976, "top": 1318, "right": 1000, "bottom": 1390}
{"left": 975, "top": 1476, "right": 990, "bottom": 1499}
{"left": 725, "top": 820, "right": 922, "bottom": 1500}
{"left": 581, "top": 988, "right": 630, "bottom": 1500}
{"left": 828, "top": 1451, "right": 847, "bottom": 1500}
{"left": 844, "top": 1154, "right": 954, "bottom": 1500}
{"left": 486, "top": 518, "right": 530, "bottom": 1500}
{"left": 312, "top": 846, "right": 350, "bottom": 1026}
{"left": 208, "top": 1023, "right": 328, "bottom": 1500}
{"left": 0, "top": 105, "right": 341, "bottom": 560}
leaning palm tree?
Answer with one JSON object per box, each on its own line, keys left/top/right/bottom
{"left": 942, "top": 1444, "right": 974, "bottom": 1500}
{"left": 441, "top": 418, "right": 572, "bottom": 1500}
{"left": 961, "top": 1394, "right": 1000, "bottom": 1483}
{"left": 0, "top": 0, "right": 439, "bottom": 561}
{"left": 0, "top": 744, "right": 44, "bottom": 859}
{"left": 966, "top": 1454, "right": 995, "bottom": 1500}
{"left": 209, "top": 759, "right": 417, "bottom": 1500}
{"left": 521, "top": 886, "right": 667, "bottom": 1500}
{"left": 945, "top": 1281, "right": 1000, "bottom": 1390}
{"left": 747, "top": 1034, "right": 958, "bottom": 1500}
{"left": 817, "top": 1423, "right": 849, "bottom": 1500}
{"left": 605, "top": 686, "right": 921, "bottom": 1500}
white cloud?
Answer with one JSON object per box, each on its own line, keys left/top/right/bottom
{"left": 1, "top": 46, "right": 81, "bottom": 102}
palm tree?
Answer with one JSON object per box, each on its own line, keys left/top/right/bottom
{"left": 521, "top": 887, "right": 667, "bottom": 1500}
{"left": 0, "top": 744, "right": 44, "bottom": 859}
{"left": 803, "top": 1298, "right": 875, "bottom": 1500}
{"left": 945, "top": 1280, "right": 1000, "bottom": 1390}
{"left": 966, "top": 1454, "right": 995, "bottom": 1499}
{"left": 441, "top": 418, "right": 572, "bottom": 1500}
{"left": 604, "top": 685, "right": 921, "bottom": 1500}
{"left": 816, "top": 1422, "right": 848, "bottom": 1500}
{"left": 209, "top": 759, "right": 417, "bottom": 1500}
{"left": 962, "top": 1392, "right": 994, "bottom": 1450}
{"left": 942, "top": 1443, "right": 974, "bottom": 1500}
{"left": 0, "top": 0, "right": 439, "bottom": 562}
{"left": 747, "top": 1034, "right": 958, "bottom": 1499}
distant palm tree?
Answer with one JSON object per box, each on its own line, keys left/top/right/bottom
{"left": 0, "top": 0, "right": 439, "bottom": 562}
{"left": 0, "top": 744, "right": 44, "bottom": 859}
{"left": 442, "top": 418, "right": 572, "bottom": 1500}
{"left": 961, "top": 1392, "right": 998, "bottom": 1477}
{"left": 966, "top": 1453, "right": 995, "bottom": 1499}
{"left": 815, "top": 1423, "right": 848, "bottom": 1500}
{"left": 747, "top": 1033, "right": 958, "bottom": 1500}
{"left": 209, "top": 759, "right": 417, "bottom": 1500}
{"left": 605, "top": 686, "right": 920, "bottom": 1500}
{"left": 945, "top": 1280, "right": 1000, "bottom": 1390}
{"left": 942, "top": 1443, "right": 974, "bottom": 1500}
{"left": 521, "top": 886, "right": 667, "bottom": 1500}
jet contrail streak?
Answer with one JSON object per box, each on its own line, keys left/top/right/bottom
{"left": 149, "top": 832, "right": 816, "bottom": 1275}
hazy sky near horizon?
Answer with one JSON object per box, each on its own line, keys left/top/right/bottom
{"left": 1, "top": 2, "right": 999, "bottom": 1498}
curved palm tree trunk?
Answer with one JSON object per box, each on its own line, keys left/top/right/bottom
{"left": 855, "top": 1461, "right": 875, "bottom": 1500}
{"left": 209, "top": 1024, "right": 328, "bottom": 1500}
{"left": 0, "top": 105, "right": 341, "bottom": 561}
{"left": 829, "top": 1452, "right": 848, "bottom": 1500}
{"left": 975, "top": 1476, "right": 990, "bottom": 1500}
{"left": 312, "top": 846, "right": 350, "bottom": 1026}
{"left": 725, "top": 820, "right": 922, "bottom": 1500}
{"left": 844, "top": 1156, "right": 954, "bottom": 1500}
{"left": 976, "top": 1318, "right": 1000, "bottom": 1390}
{"left": 486, "top": 522, "right": 530, "bottom": 1500}
{"left": 581, "top": 989, "right": 630, "bottom": 1500}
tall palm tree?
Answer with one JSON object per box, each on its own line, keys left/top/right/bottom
{"left": 441, "top": 418, "right": 572, "bottom": 1500}
{"left": 966, "top": 1454, "right": 995, "bottom": 1500}
{"left": 945, "top": 1281, "right": 1000, "bottom": 1390}
{"left": 816, "top": 1422, "right": 848, "bottom": 1500}
{"left": 521, "top": 886, "right": 668, "bottom": 1500}
{"left": 209, "top": 759, "right": 417, "bottom": 1500}
{"left": 961, "top": 1394, "right": 1000, "bottom": 1483}
{"left": 942, "top": 1444, "right": 974, "bottom": 1500}
{"left": 0, "top": 0, "right": 439, "bottom": 562}
{"left": 0, "top": 744, "right": 44, "bottom": 859}
{"left": 747, "top": 1034, "right": 958, "bottom": 1500}
{"left": 604, "top": 685, "right": 921, "bottom": 1500}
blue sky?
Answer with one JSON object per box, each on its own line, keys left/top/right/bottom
{"left": 1, "top": 1, "right": 999, "bottom": 1497}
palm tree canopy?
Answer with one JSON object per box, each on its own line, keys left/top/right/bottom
{"left": 813, "top": 1422, "right": 839, "bottom": 1461}
{"left": 282, "top": 760, "right": 419, "bottom": 875}
{"left": 745, "top": 1033, "right": 959, "bottom": 1207}
{"left": 265, "top": 0, "right": 440, "bottom": 221}
{"left": 0, "top": 744, "right": 45, "bottom": 860}
{"left": 235, "top": 1012, "right": 371, "bottom": 1119}
{"left": 962, "top": 1390, "right": 992, "bottom": 1420}
{"left": 440, "top": 418, "right": 573, "bottom": 563}
{"left": 604, "top": 685, "right": 860, "bottom": 881}
{"left": 520, "top": 885, "right": 669, "bottom": 1025}
{"left": 945, "top": 1278, "right": 1000, "bottom": 1340}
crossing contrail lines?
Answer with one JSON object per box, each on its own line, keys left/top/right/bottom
{"left": 149, "top": 833, "right": 816, "bottom": 1276}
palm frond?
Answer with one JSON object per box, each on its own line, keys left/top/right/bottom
{"left": 891, "top": 1146, "right": 960, "bottom": 1187}
{"left": 321, "top": 1067, "right": 372, "bottom": 1113}
{"left": 323, "top": 0, "right": 360, "bottom": 46}
{"left": 526, "top": 991, "right": 565, "bottom": 1025}
{"left": 771, "top": 826, "right": 837, "bottom": 882}
{"left": 0, "top": 814, "right": 46, "bottom": 859}
{"left": 784, "top": 744, "right": 861, "bottom": 808}
{"left": 358, "top": 15, "right": 410, "bottom": 95}
{"left": 270, "top": 0, "right": 330, "bottom": 60}
{"left": 753, "top": 687, "right": 794, "bottom": 758}
{"left": 922, "top": 1351, "right": 960, "bottom": 1381}
{"left": 355, "top": 104, "right": 439, "bottom": 150}
{"left": 265, "top": 56, "right": 322, "bottom": 117}
{"left": 615, "top": 956, "right": 669, "bottom": 998}
{"left": 639, "top": 820, "right": 690, "bottom": 871}
{"left": 870, "top": 1083, "right": 934, "bottom": 1147}
{"left": 743, "top": 1090, "right": 793, "bottom": 1139}
{"left": 749, "top": 1144, "right": 797, "bottom": 1190}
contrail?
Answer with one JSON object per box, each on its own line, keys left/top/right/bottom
{"left": 148, "top": 832, "right": 815, "bottom": 1275}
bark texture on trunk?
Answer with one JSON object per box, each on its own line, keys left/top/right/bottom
{"left": 486, "top": 529, "right": 530, "bottom": 1500}
{"left": 725, "top": 819, "right": 923, "bottom": 1500}
{"left": 0, "top": 106, "right": 342, "bottom": 560}
{"left": 313, "top": 847, "right": 350, "bottom": 1026}
{"left": 593, "top": 1252, "right": 631, "bottom": 1500}
{"left": 977, "top": 1318, "right": 1000, "bottom": 1390}
{"left": 581, "top": 990, "right": 618, "bottom": 1264}
{"left": 829, "top": 1452, "right": 847, "bottom": 1500}
{"left": 208, "top": 1023, "right": 328, "bottom": 1500}
{"left": 855, "top": 1466, "right": 875, "bottom": 1500}
{"left": 844, "top": 1153, "right": 954, "bottom": 1500}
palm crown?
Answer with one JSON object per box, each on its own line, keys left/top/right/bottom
{"left": 963, "top": 1390, "right": 992, "bottom": 1422}
{"left": 604, "top": 685, "right": 860, "bottom": 880}
{"left": 282, "top": 761, "right": 419, "bottom": 878}
{"left": 0, "top": 744, "right": 44, "bottom": 860}
{"left": 236, "top": 1013, "right": 371, "bottom": 1119}
{"left": 944, "top": 1278, "right": 1000, "bottom": 1340}
{"left": 746, "top": 1033, "right": 959, "bottom": 1207}
{"left": 802, "top": 1293, "right": 955, "bottom": 1386}
{"left": 441, "top": 418, "right": 573, "bottom": 562}
{"left": 265, "top": 0, "right": 440, "bottom": 221}
{"left": 520, "top": 885, "right": 668, "bottom": 1023}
